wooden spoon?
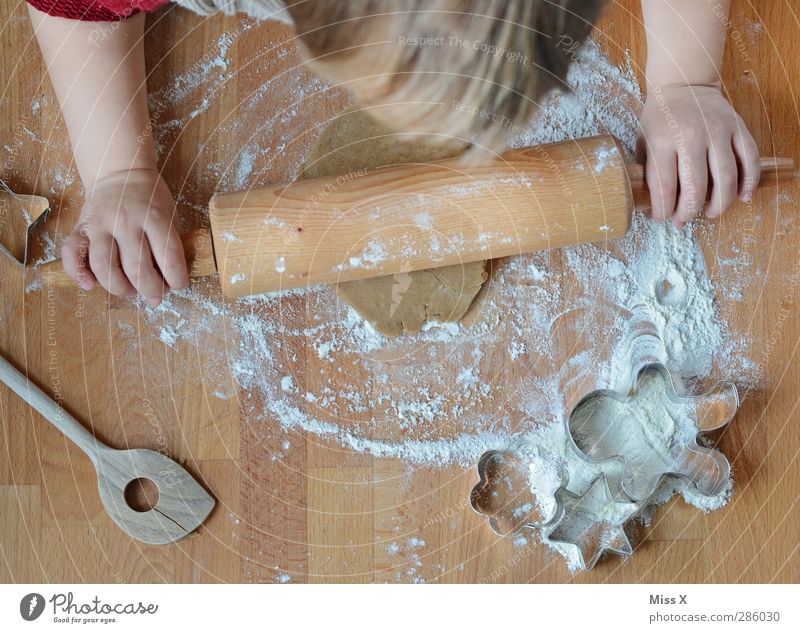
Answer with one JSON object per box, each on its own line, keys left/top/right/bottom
{"left": 0, "top": 354, "right": 215, "bottom": 545}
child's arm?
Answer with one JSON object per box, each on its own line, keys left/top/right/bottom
{"left": 638, "top": 0, "right": 760, "bottom": 227}
{"left": 28, "top": 6, "right": 188, "bottom": 305}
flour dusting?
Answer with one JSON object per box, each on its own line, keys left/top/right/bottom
{"left": 121, "top": 40, "right": 760, "bottom": 572}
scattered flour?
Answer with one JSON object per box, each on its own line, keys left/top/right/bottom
{"left": 568, "top": 368, "right": 699, "bottom": 497}
{"left": 4, "top": 0, "right": 776, "bottom": 580}
{"left": 116, "top": 39, "right": 760, "bottom": 574}
{"left": 34, "top": 230, "right": 58, "bottom": 266}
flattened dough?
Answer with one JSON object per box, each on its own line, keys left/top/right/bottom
{"left": 303, "top": 109, "right": 488, "bottom": 337}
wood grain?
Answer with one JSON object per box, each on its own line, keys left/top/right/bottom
{"left": 1, "top": 0, "right": 798, "bottom": 583}
{"left": 0, "top": 354, "right": 215, "bottom": 545}
{"left": 209, "top": 136, "right": 632, "bottom": 295}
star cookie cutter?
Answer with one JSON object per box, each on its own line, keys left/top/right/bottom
{"left": 544, "top": 474, "right": 637, "bottom": 571}
{"left": 566, "top": 362, "right": 739, "bottom": 502}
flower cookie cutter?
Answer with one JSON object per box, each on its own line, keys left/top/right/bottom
{"left": 469, "top": 440, "right": 569, "bottom": 536}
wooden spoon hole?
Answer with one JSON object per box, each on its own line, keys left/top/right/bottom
{"left": 124, "top": 478, "right": 160, "bottom": 512}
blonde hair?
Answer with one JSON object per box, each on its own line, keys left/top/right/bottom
{"left": 289, "top": 0, "right": 606, "bottom": 155}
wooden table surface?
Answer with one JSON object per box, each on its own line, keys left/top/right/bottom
{"left": 1, "top": 1, "right": 798, "bottom": 583}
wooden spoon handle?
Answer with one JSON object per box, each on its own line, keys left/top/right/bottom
{"left": 37, "top": 226, "right": 217, "bottom": 288}
{"left": 0, "top": 354, "right": 102, "bottom": 462}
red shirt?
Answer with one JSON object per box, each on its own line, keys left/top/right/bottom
{"left": 27, "top": 0, "right": 170, "bottom": 21}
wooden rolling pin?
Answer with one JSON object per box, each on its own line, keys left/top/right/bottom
{"left": 40, "top": 135, "right": 795, "bottom": 297}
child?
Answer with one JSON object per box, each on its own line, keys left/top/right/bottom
{"left": 27, "top": 0, "right": 760, "bottom": 306}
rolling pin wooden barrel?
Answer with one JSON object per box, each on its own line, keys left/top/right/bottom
{"left": 40, "top": 135, "right": 796, "bottom": 297}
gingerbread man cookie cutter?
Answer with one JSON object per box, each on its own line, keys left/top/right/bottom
{"left": 566, "top": 362, "right": 739, "bottom": 502}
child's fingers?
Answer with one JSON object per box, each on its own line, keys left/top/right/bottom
{"left": 117, "top": 231, "right": 166, "bottom": 305}
{"left": 645, "top": 149, "right": 678, "bottom": 222}
{"left": 87, "top": 232, "right": 136, "bottom": 297}
{"left": 705, "top": 141, "right": 739, "bottom": 219}
{"left": 673, "top": 148, "right": 708, "bottom": 226}
{"left": 733, "top": 129, "right": 761, "bottom": 201}
{"left": 62, "top": 231, "right": 96, "bottom": 291}
{"left": 146, "top": 222, "right": 190, "bottom": 291}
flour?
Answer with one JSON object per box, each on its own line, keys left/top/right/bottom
{"left": 111, "top": 39, "right": 761, "bottom": 575}
{"left": 569, "top": 369, "right": 693, "bottom": 492}
{"left": 524, "top": 445, "right": 566, "bottom": 522}
{"left": 593, "top": 145, "right": 620, "bottom": 173}
{"left": 0, "top": 0, "right": 777, "bottom": 579}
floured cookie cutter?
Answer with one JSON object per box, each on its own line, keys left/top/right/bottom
{"left": 544, "top": 474, "right": 637, "bottom": 571}
{"left": 470, "top": 454, "right": 637, "bottom": 570}
{"left": 470, "top": 440, "right": 568, "bottom": 536}
{"left": 0, "top": 178, "right": 50, "bottom": 267}
{"left": 566, "top": 362, "right": 739, "bottom": 502}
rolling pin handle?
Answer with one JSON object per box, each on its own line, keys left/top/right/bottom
{"left": 626, "top": 156, "right": 796, "bottom": 210}
{"left": 35, "top": 227, "right": 217, "bottom": 289}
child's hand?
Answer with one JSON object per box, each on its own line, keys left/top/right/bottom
{"left": 62, "top": 168, "right": 190, "bottom": 306}
{"left": 637, "top": 84, "right": 761, "bottom": 227}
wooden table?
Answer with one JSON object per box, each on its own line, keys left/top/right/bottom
{"left": 1, "top": 1, "right": 798, "bottom": 583}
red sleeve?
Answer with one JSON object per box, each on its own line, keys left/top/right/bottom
{"left": 27, "top": 0, "right": 170, "bottom": 22}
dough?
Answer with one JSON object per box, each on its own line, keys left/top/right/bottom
{"left": 302, "top": 109, "right": 488, "bottom": 337}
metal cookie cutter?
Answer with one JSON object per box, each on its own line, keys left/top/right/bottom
{"left": 470, "top": 440, "right": 568, "bottom": 536}
{"left": 566, "top": 362, "right": 739, "bottom": 502}
{"left": 469, "top": 453, "right": 637, "bottom": 570}
{"left": 560, "top": 306, "right": 739, "bottom": 501}
{"left": 544, "top": 474, "right": 637, "bottom": 571}
{"left": 0, "top": 178, "right": 50, "bottom": 267}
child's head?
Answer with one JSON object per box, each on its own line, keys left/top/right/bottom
{"left": 289, "top": 0, "right": 606, "bottom": 155}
